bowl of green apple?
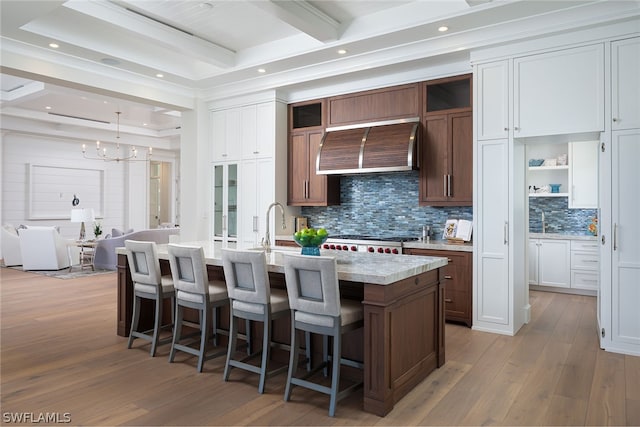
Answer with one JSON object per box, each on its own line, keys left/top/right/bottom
{"left": 293, "top": 227, "right": 328, "bottom": 256}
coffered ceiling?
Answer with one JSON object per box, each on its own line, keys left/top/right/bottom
{"left": 1, "top": 0, "right": 638, "bottom": 148}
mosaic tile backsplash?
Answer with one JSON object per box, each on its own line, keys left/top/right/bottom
{"left": 301, "top": 171, "right": 472, "bottom": 239}
{"left": 300, "top": 172, "right": 597, "bottom": 238}
{"left": 529, "top": 197, "right": 597, "bottom": 235}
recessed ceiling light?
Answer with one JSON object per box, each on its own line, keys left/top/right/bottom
{"left": 337, "top": 49, "right": 347, "bottom": 55}
{"left": 49, "top": 43, "right": 59, "bottom": 48}
{"left": 143, "top": 123, "right": 148, "bottom": 126}
{"left": 45, "top": 106, "right": 52, "bottom": 110}
{"left": 156, "top": 73, "right": 164, "bottom": 78}
{"left": 438, "top": 26, "right": 449, "bottom": 32}
{"left": 257, "top": 68, "right": 266, "bottom": 73}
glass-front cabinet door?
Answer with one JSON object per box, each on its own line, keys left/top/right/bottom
{"left": 213, "top": 163, "right": 238, "bottom": 245}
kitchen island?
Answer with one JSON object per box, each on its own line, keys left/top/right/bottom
{"left": 115, "top": 242, "right": 448, "bottom": 416}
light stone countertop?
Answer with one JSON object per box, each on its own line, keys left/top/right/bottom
{"left": 529, "top": 233, "right": 597, "bottom": 241}
{"left": 402, "top": 239, "right": 473, "bottom": 252}
{"left": 117, "top": 241, "right": 448, "bottom": 286}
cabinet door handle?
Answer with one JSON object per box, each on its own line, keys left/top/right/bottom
{"left": 504, "top": 221, "right": 509, "bottom": 245}
{"left": 222, "top": 215, "right": 227, "bottom": 232}
{"left": 444, "top": 298, "right": 453, "bottom": 303}
{"left": 444, "top": 275, "right": 453, "bottom": 280}
{"left": 504, "top": 127, "right": 509, "bottom": 131}
{"left": 612, "top": 118, "right": 618, "bottom": 123}
{"left": 447, "top": 174, "right": 452, "bottom": 197}
{"left": 614, "top": 223, "right": 618, "bottom": 251}
{"left": 514, "top": 126, "right": 520, "bottom": 131}
{"left": 253, "top": 215, "right": 258, "bottom": 232}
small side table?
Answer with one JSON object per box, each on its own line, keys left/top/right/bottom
{"left": 68, "top": 241, "right": 97, "bottom": 272}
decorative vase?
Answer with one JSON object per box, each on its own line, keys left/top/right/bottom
{"left": 301, "top": 246, "right": 321, "bottom": 256}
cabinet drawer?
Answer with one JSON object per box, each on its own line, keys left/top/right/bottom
{"left": 444, "top": 288, "right": 469, "bottom": 319}
{"left": 571, "top": 270, "right": 599, "bottom": 290}
{"left": 571, "top": 240, "right": 599, "bottom": 252}
{"left": 571, "top": 252, "right": 599, "bottom": 270}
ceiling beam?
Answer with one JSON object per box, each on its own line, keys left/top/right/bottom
{"left": 62, "top": 0, "right": 235, "bottom": 69}
{"left": 250, "top": 0, "right": 339, "bottom": 43}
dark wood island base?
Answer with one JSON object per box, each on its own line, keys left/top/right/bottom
{"left": 116, "top": 251, "right": 445, "bottom": 417}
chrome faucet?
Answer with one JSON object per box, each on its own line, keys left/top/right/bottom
{"left": 541, "top": 211, "right": 546, "bottom": 234}
{"left": 262, "top": 202, "right": 286, "bottom": 253}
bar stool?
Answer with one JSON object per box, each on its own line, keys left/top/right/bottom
{"left": 167, "top": 243, "right": 229, "bottom": 372}
{"left": 221, "top": 248, "right": 290, "bottom": 393}
{"left": 282, "top": 253, "right": 364, "bottom": 417}
{"left": 125, "top": 240, "right": 175, "bottom": 357}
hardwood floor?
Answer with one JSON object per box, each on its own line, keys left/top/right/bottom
{"left": 1, "top": 266, "right": 639, "bottom": 426}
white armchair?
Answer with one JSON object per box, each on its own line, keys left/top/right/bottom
{"left": 1, "top": 225, "right": 22, "bottom": 267}
{"left": 19, "top": 226, "right": 73, "bottom": 271}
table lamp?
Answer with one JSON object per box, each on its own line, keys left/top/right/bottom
{"left": 70, "top": 208, "right": 95, "bottom": 241}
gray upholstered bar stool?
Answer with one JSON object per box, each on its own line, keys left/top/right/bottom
{"left": 221, "top": 248, "right": 290, "bottom": 393}
{"left": 282, "top": 253, "right": 364, "bottom": 417}
{"left": 125, "top": 240, "right": 175, "bottom": 357}
{"left": 167, "top": 243, "right": 229, "bottom": 372}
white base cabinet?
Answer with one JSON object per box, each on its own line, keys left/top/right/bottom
{"left": 570, "top": 240, "right": 599, "bottom": 291}
{"left": 529, "top": 239, "right": 570, "bottom": 288}
{"left": 529, "top": 238, "right": 599, "bottom": 292}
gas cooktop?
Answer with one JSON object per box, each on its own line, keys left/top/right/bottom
{"left": 329, "top": 235, "right": 418, "bottom": 243}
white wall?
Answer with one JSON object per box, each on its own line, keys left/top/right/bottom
{"left": 0, "top": 132, "right": 173, "bottom": 260}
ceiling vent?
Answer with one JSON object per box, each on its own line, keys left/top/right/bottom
{"left": 316, "top": 118, "right": 419, "bottom": 175}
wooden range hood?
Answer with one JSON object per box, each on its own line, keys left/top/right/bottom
{"left": 316, "top": 118, "right": 420, "bottom": 175}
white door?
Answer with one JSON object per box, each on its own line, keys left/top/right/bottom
{"left": 611, "top": 37, "right": 640, "bottom": 130}
{"left": 528, "top": 239, "right": 539, "bottom": 285}
{"left": 538, "top": 239, "right": 570, "bottom": 288}
{"left": 475, "top": 139, "right": 510, "bottom": 327}
{"left": 610, "top": 129, "right": 640, "bottom": 353}
{"left": 513, "top": 44, "right": 605, "bottom": 137}
{"left": 569, "top": 141, "right": 599, "bottom": 209}
{"left": 476, "top": 60, "right": 510, "bottom": 141}
{"left": 238, "top": 158, "right": 275, "bottom": 249}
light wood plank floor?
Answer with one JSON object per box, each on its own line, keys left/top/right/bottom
{"left": 1, "top": 267, "right": 638, "bottom": 426}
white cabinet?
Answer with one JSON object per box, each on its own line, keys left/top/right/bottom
{"left": 513, "top": 44, "right": 605, "bottom": 137}
{"left": 212, "top": 162, "right": 238, "bottom": 244}
{"left": 568, "top": 140, "right": 599, "bottom": 208}
{"left": 211, "top": 109, "right": 241, "bottom": 162}
{"left": 611, "top": 37, "right": 640, "bottom": 130}
{"left": 476, "top": 60, "right": 510, "bottom": 140}
{"left": 570, "top": 240, "right": 599, "bottom": 291}
{"left": 529, "top": 239, "right": 571, "bottom": 288}
{"left": 241, "top": 103, "right": 275, "bottom": 159}
{"left": 238, "top": 158, "right": 275, "bottom": 249}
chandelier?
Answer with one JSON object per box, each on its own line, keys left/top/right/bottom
{"left": 82, "top": 112, "right": 152, "bottom": 162}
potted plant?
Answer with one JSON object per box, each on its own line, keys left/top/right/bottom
{"left": 93, "top": 222, "right": 103, "bottom": 239}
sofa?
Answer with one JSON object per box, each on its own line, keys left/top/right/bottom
{"left": 19, "top": 226, "right": 73, "bottom": 271}
{"left": 1, "top": 224, "right": 23, "bottom": 267}
{"left": 93, "top": 228, "right": 180, "bottom": 270}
